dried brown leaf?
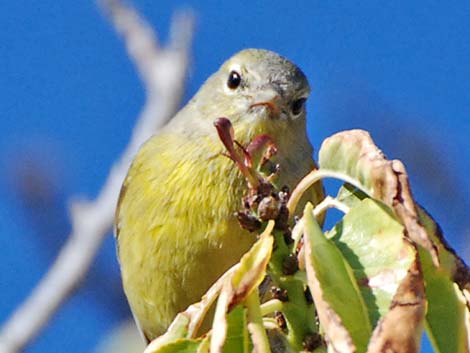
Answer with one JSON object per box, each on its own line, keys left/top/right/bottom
{"left": 366, "top": 255, "right": 426, "bottom": 353}
{"left": 319, "top": 129, "right": 439, "bottom": 266}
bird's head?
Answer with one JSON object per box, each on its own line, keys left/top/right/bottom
{"left": 189, "top": 49, "right": 311, "bottom": 140}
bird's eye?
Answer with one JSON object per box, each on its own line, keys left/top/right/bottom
{"left": 291, "top": 98, "right": 307, "bottom": 116}
{"left": 227, "top": 70, "right": 242, "bottom": 89}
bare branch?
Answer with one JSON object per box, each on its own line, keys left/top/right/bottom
{"left": 0, "top": 2, "right": 194, "bottom": 352}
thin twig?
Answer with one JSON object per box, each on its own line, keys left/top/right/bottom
{"left": 287, "top": 169, "right": 367, "bottom": 218}
{"left": 0, "top": 2, "right": 194, "bottom": 352}
{"left": 260, "top": 299, "right": 284, "bottom": 316}
{"left": 313, "top": 195, "right": 351, "bottom": 216}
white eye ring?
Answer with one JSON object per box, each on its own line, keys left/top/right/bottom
{"left": 224, "top": 64, "right": 243, "bottom": 94}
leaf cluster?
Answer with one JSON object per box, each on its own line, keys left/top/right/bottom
{"left": 144, "top": 124, "right": 470, "bottom": 353}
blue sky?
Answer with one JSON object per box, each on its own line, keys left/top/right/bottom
{"left": 1, "top": 1, "right": 469, "bottom": 352}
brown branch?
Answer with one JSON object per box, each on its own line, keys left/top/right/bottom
{"left": 0, "top": 2, "right": 194, "bottom": 352}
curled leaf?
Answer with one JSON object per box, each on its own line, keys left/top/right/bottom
{"left": 213, "top": 117, "right": 236, "bottom": 157}
{"left": 245, "top": 134, "right": 278, "bottom": 171}
{"left": 144, "top": 315, "right": 210, "bottom": 353}
{"left": 213, "top": 117, "right": 259, "bottom": 188}
{"left": 230, "top": 220, "right": 274, "bottom": 307}
{"left": 210, "top": 221, "right": 274, "bottom": 353}
{"left": 184, "top": 265, "right": 238, "bottom": 338}
{"left": 318, "top": 129, "right": 439, "bottom": 266}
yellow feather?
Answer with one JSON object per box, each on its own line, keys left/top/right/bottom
{"left": 115, "top": 48, "right": 324, "bottom": 341}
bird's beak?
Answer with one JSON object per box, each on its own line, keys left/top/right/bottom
{"left": 249, "top": 87, "right": 284, "bottom": 118}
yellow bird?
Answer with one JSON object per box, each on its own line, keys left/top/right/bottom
{"left": 115, "top": 48, "right": 323, "bottom": 342}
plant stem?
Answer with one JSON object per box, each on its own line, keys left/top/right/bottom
{"left": 260, "top": 299, "right": 284, "bottom": 316}
{"left": 268, "top": 229, "right": 317, "bottom": 351}
{"left": 287, "top": 169, "right": 367, "bottom": 218}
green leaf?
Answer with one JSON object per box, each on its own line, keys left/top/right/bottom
{"left": 421, "top": 252, "right": 469, "bottom": 353}
{"left": 418, "top": 208, "right": 470, "bottom": 353}
{"left": 223, "top": 305, "right": 250, "bottom": 353}
{"left": 144, "top": 337, "right": 208, "bottom": 353}
{"left": 144, "top": 315, "right": 191, "bottom": 353}
{"left": 329, "top": 188, "right": 426, "bottom": 353}
{"left": 336, "top": 183, "right": 368, "bottom": 209}
{"left": 303, "top": 202, "right": 372, "bottom": 353}
{"left": 327, "top": 198, "right": 414, "bottom": 326}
